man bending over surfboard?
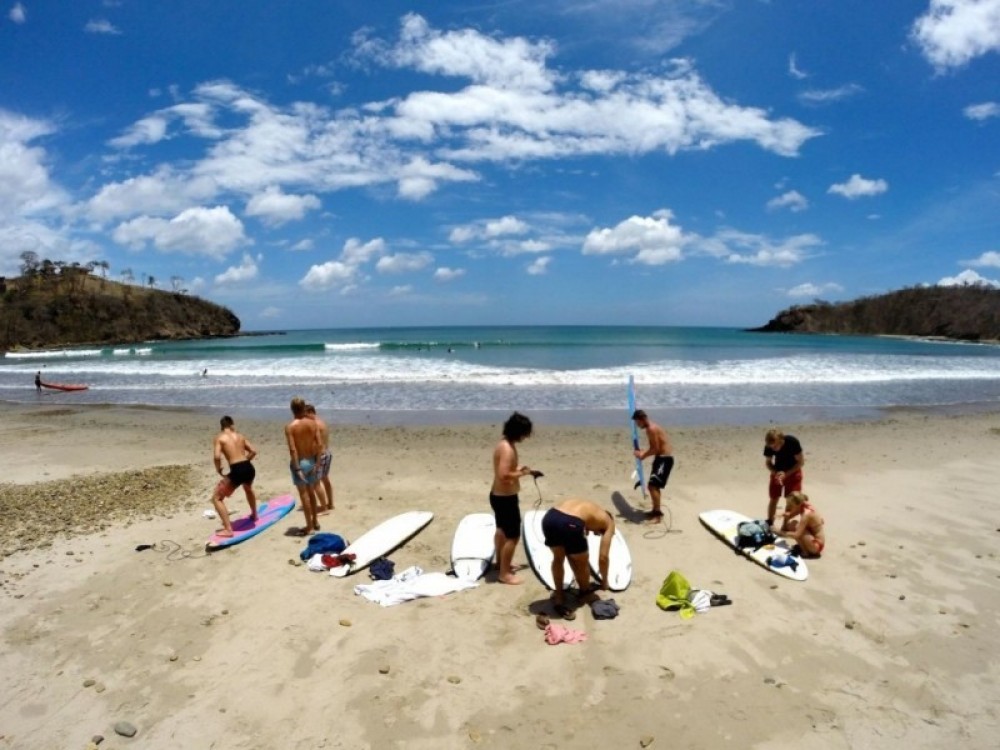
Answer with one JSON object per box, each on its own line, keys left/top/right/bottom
{"left": 542, "top": 499, "right": 613, "bottom": 618}
{"left": 211, "top": 416, "right": 259, "bottom": 538}
{"left": 285, "top": 397, "right": 323, "bottom": 535}
{"left": 631, "top": 410, "right": 674, "bottom": 523}
{"left": 490, "top": 411, "right": 537, "bottom": 585}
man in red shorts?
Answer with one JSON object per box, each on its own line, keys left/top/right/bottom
{"left": 763, "top": 428, "right": 804, "bottom": 527}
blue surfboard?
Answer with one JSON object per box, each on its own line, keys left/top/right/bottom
{"left": 628, "top": 375, "right": 647, "bottom": 499}
{"left": 206, "top": 494, "right": 295, "bottom": 550}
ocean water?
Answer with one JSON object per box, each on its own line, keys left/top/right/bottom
{"left": 4, "top": 326, "right": 1000, "bottom": 426}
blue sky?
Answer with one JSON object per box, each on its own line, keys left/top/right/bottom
{"left": 2, "top": 1, "right": 999, "bottom": 330}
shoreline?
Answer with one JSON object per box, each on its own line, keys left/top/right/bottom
{"left": 1, "top": 402, "right": 999, "bottom": 748}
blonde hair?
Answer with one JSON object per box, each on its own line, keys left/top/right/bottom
{"left": 290, "top": 396, "right": 307, "bottom": 417}
{"left": 765, "top": 428, "right": 784, "bottom": 445}
{"left": 786, "top": 491, "right": 808, "bottom": 506}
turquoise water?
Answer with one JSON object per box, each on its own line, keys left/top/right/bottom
{"left": 4, "top": 326, "right": 1000, "bottom": 425}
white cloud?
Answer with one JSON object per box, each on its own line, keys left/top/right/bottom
{"left": 434, "top": 267, "right": 465, "bottom": 282}
{"left": 963, "top": 250, "right": 1000, "bottom": 267}
{"left": 9, "top": 2, "right": 25, "bottom": 23}
{"left": 964, "top": 101, "right": 1000, "bottom": 120}
{"left": 0, "top": 111, "right": 67, "bottom": 220}
{"left": 245, "top": 186, "right": 321, "bottom": 225}
{"left": 289, "top": 238, "right": 314, "bottom": 252}
{"left": 582, "top": 210, "right": 686, "bottom": 266}
{"left": 798, "top": 83, "right": 864, "bottom": 104}
{"left": 788, "top": 53, "right": 808, "bottom": 80}
{"left": 299, "top": 236, "right": 385, "bottom": 291}
{"left": 828, "top": 174, "right": 889, "bottom": 199}
{"left": 112, "top": 205, "right": 248, "bottom": 258}
{"left": 938, "top": 268, "right": 1000, "bottom": 287}
{"left": 388, "top": 285, "right": 413, "bottom": 296}
{"left": 787, "top": 282, "right": 844, "bottom": 298}
{"left": 526, "top": 256, "right": 551, "bottom": 275}
{"left": 300, "top": 260, "right": 357, "bottom": 291}
{"left": 215, "top": 253, "right": 259, "bottom": 285}
{"left": 767, "top": 190, "right": 809, "bottom": 213}
{"left": 484, "top": 215, "right": 529, "bottom": 237}
{"left": 86, "top": 168, "right": 216, "bottom": 222}
{"left": 84, "top": 18, "right": 121, "bottom": 35}
{"left": 376, "top": 251, "right": 433, "bottom": 273}
{"left": 911, "top": 0, "right": 1000, "bottom": 70}
{"left": 697, "top": 229, "right": 821, "bottom": 268}
{"left": 109, "top": 115, "right": 169, "bottom": 148}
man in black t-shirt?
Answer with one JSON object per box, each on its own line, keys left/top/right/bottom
{"left": 763, "top": 429, "right": 804, "bottom": 526}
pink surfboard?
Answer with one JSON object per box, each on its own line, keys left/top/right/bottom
{"left": 207, "top": 494, "right": 295, "bottom": 550}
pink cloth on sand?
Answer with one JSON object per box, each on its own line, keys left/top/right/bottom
{"left": 544, "top": 623, "right": 588, "bottom": 645}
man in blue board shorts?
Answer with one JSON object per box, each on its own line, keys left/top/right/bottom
{"left": 631, "top": 409, "right": 674, "bottom": 523}
{"left": 490, "top": 411, "right": 537, "bottom": 585}
{"left": 211, "top": 416, "right": 259, "bottom": 538}
{"left": 285, "top": 396, "right": 323, "bottom": 535}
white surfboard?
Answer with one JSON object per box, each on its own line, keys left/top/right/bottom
{"left": 450, "top": 513, "right": 496, "bottom": 581}
{"left": 699, "top": 509, "right": 809, "bottom": 581}
{"left": 587, "top": 526, "right": 633, "bottom": 591}
{"left": 329, "top": 511, "right": 434, "bottom": 578}
{"left": 522, "top": 508, "right": 576, "bottom": 590}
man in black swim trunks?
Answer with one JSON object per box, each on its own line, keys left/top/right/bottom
{"left": 541, "top": 498, "right": 613, "bottom": 618}
{"left": 490, "top": 412, "right": 537, "bottom": 585}
{"left": 631, "top": 409, "right": 674, "bottom": 523}
{"left": 211, "top": 415, "right": 259, "bottom": 538}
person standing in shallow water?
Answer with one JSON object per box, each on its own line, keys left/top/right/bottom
{"left": 490, "top": 411, "right": 538, "bottom": 585}
{"left": 35, "top": 371, "right": 42, "bottom": 392}
{"left": 211, "top": 416, "right": 258, "bottom": 538}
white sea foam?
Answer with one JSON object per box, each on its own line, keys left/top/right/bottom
{"left": 324, "top": 342, "right": 380, "bottom": 351}
{"left": 4, "top": 348, "right": 104, "bottom": 360}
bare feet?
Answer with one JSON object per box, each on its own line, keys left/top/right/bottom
{"left": 645, "top": 510, "right": 664, "bottom": 524}
{"left": 498, "top": 573, "right": 524, "bottom": 585}
{"left": 215, "top": 529, "right": 235, "bottom": 538}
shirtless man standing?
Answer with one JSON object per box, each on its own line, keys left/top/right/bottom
{"left": 305, "top": 403, "right": 334, "bottom": 514}
{"left": 285, "top": 396, "right": 323, "bottom": 534}
{"left": 490, "top": 411, "right": 537, "bottom": 585}
{"left": 211, "top": 415, "right": 258, "bottom": 538}
{"left": 631, "top": 409, "right": 674, "bottom": 523}
{"left": 541, "top": 498, "right": 614, "bottom": 618}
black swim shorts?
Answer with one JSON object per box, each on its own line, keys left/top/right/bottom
{"left": 489, "top": 492, "right": 521, "bottom": 540}
{"left": 227, "top": 460, "right": 256, "bottom": 488}
{"left": 649, "top": 455, "right": 674, "bottom": 490}
{"left": 541, "top": 508, "right": 588, "bottom": 555}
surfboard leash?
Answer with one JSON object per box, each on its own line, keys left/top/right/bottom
{"left": 135, "top": 540, "right": 211, "bottom": 561}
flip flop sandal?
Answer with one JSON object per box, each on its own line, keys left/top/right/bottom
{"left": 535, "top": 614, "right": 550, "bottom": 630}
{"left": 554, "top": 604, "right": 576, "bottom": 621}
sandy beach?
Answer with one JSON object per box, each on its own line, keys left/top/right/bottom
{"left": 1, "top": 403, "right": 999, "bottom": 749}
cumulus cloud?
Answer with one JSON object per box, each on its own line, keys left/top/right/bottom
{"left": 87, "top": 168, "right": 217, "bottom": 222}
{"left": 376, "top": 251, "right": 433, "bottom": 273}
{"left": 434, "top": 267, "right": 465, "bottom": 282}
{"left": 828, "top": 174, "right": 889, "bottom": 199}
{"left": 787, "top": 282, "right": 844, "bottom": 298}
{"left": 526, "top": 256, "right": 551, "bottom": 275}
{"left": 964, "top": 101, "right": 1000, "bottom": 120}
{"left": 938, "top": 268, "right": 1000, "bottom": 287}
{"left": 299, "top": 236, "right": 385, "bottom": 291}
{"left": 911, "top": 0, "right": 1000, "bottom": 70}
{"left": 245, "top": 186, "right": 321, "bottom": 225}
{"left": 215, "top": 253, "right": 260, "bottom": 285}
{"left": 963, "top": 250, "right": 1000, "bottom": 266}
{"left": 9, "top": 2, "right": 25, "bottom": 23}
{"left": 450, "top": 215, "right": 529, "bottom": 243}
{"left": 111, "top": 206, "right": 248, "bottom": 258}
{"left": 767, "top": 190, "right": 809, "bottom": 212}
{"left": 0, "top": 111, "right": 67, "bottom": 220}
{"left": 582, "top": 210, "right": 686, "bottom": 266}
{"left": 84, "top": 18, "right": 122, "bottom": 35}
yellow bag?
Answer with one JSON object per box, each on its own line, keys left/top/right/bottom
{"left": 656, "top": 570, "right": 696, "bottom": 619}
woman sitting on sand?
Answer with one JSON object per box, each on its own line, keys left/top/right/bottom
{"left": 776, "top": 491, "right": 825, "bottom": 558}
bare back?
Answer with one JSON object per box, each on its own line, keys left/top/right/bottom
{"left": 285, "top": 417, "right": 321, "bottom": 462}
{"left": 645, "top": 421, "right": 672, "bottom": 456}
{"left": 314, "top": 416, "right": 330, "bottom": 451}
{"left": 215, "top": 428, "right": 254, "bottom": 468}
{"left": 491, "top": 438, "right": 520, "bottom": 496}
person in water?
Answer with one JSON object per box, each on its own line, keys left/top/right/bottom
{"left": 211, "top": 416, "right": 259, "bottom": 538}
{"left": 541, "top": 498, "right": 614, "bottom": 619}
{"left": 35, "top": 371, "right": 42, "bottom": 392}
{"left": 775, "top": 491, "right": 825, "bottom": 558}
{"left": 490, "top": 411, "right": 537, "bottom": 585}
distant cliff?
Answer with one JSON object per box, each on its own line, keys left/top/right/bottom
{"left": 0, "top": 272, "right": 240, "bottom": 350}
{"left": 749, "top": 285, "right": 1000, "bottom": 342}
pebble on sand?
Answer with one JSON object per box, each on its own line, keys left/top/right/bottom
{"left": 82, "top": 679, "right": 96, "bottom": 688}
{"left": 113, "top": 721, "right": 137, "bottom": 738}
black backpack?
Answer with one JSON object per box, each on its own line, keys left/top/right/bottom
{"left": 735, "top": 520, "right": 775, "bottom": 552}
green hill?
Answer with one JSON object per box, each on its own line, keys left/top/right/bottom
{"left": 0, "top": 270, "right": 240, "bottom": 350}
{"left": 749, "top": 285, "right": 1000, "bottom": 341}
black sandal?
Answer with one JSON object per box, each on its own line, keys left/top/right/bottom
{"left": 554, "top": 603, "right": 576, "bottom": 621}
